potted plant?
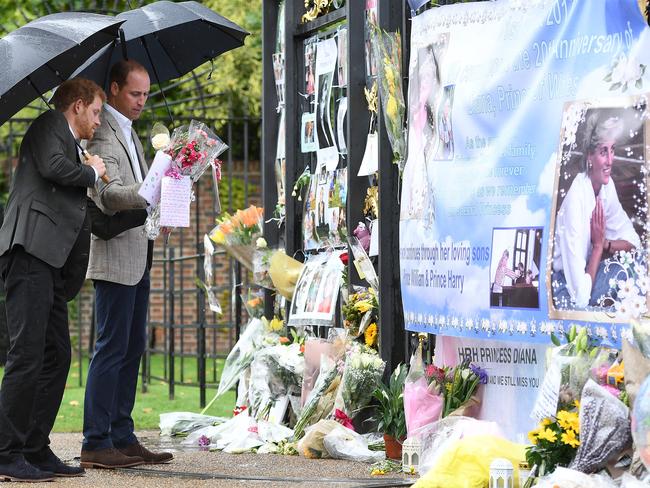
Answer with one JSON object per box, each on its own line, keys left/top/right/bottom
{"left": 372, "top": 363, "right": 408, "bottom": 460}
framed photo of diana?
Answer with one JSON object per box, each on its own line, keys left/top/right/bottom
{"left": 547, "top": 95, "right": 650, "bottom": 324}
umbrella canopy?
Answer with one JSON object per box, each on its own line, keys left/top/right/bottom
{"left": 74, "top": 0, "right": 249, "bottom": 89}
{"left": 0, "top": 12, "right": 124, "bottom": 126}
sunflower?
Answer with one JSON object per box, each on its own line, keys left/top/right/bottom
{"left": 364, "top": 323, "right": 378, "bottom": 347}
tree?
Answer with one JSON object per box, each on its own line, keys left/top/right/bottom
{"left": 0, "top": 0, "right": 262, "bottom": 120}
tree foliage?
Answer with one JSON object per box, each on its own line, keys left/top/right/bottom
{"left": 0, "top": 0, "right": 262, "bottom": 119}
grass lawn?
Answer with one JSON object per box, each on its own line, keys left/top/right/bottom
{"left": 0, "top": 354, "right": 235, "bottom": 433}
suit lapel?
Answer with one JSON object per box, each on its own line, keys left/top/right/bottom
{"left": 56, "top": 110, "right": 83, "bottom": 167}
{"left": 103, "top": 109, "right": 139, "bottom": 180}
{"left": 131, "top": 128, "right": 148, "bottom": 175}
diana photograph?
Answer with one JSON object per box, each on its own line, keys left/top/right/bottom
{"left": 548, "top": 98, "right": 649, "bottom": 320}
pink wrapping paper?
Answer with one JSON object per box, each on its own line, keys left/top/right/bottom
{"left": 404, "top": 376, "right": 443, "bottom": 437}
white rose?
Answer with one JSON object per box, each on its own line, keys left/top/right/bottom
{"left": 152, "top": 133, "right": 170, "bottom": 150}
{"left": 623, "top": 57, "right": 642, "bottom": 84}
{"left": 256, "top": 237, "right": 267, "bottom": 248}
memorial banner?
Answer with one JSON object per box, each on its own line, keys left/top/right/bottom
{"left": 400, "top": 0, "right": 650, "bottom": 346}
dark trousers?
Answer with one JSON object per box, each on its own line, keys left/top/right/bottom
{"left": 82, "top": 271, "right": 149, "bottom": 451}
{"left": 0, "top": 247, "right": 70, "bottom": 463}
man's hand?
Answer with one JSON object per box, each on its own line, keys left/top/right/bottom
{"left": 85, "top": 154, "right": 106, "bottom": 178}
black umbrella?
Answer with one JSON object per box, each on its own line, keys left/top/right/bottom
{"left": 0, "top": 12, "right": 124, "bottom": 126}
{"left": 74, "top": 0, "right": 249, "bottom": 89}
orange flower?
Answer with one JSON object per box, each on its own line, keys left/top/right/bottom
{"left": 279, "top": 336, "right": 290, "bottom": 344}
{"left": 219, "top": 221, "right": 233, "bottom": 235}
{"left": 240, "top": 206, "right": 260, "bottom": 227}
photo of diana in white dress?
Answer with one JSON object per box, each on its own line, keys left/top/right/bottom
{"left": 551, "top": 110, "right": 642, "bottom": 311}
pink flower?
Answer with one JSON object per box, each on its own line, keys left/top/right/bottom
{"left": 334, "top": 409, "right": 355, "bottom": 431}
{"left": 602, "top": 384, "right": 622, "bottom": 398}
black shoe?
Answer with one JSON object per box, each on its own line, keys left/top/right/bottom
{"left": 26, "top": 448, "right": 85, "bottom": 477}
{"left": 0, "top": 456, "right": 55, "bottom": 482}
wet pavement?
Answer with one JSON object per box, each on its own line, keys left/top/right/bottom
{"left": 39, "top": 431, "right": 413, "bottom": 488}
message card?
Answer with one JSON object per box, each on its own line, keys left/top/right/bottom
{"left": 138, "top": 151, "right": 172, "bottom": 206}
{"left": 159, "top": 175, "right": 192, "bottom": 228}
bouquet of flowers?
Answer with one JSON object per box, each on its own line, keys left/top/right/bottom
{"left": 243, "top": 288, "right": 264, "bottom": 319}
{"left": 404, "top": 344, "right": 443, "bottom": 437}
{"left": 252, "top": 239, "right": 278, "bottom": 290}
{"left": 425, "top": 360, "right": 487, "bottom": 418}
{"left": 441, "top": 360, "right": 488, "bottom": 417}
{"left": 334, "top": 345, "right": 385, "bottom": 419}
{"left": 200, "top": 318, "right": 266, "bottom": 415}
{"left": 341, "top": 288, "right": 378, "bottom": 338}
{"left": 143, "top": 121, "right": 228, "bottom": 239}
{"left": 371, "top": 26, "right": 406, "bottom": 169}
{"left": 550, "top": 325, "right": 601, "bottom": 410}
{"left": 293, "top": 355, "right": 338, "bottom": 440}
{"left": 209, "top": 205, "right": 264, "bottom": 271}
{"left": 526, "top": 408, "right": 580, "bottom": 479}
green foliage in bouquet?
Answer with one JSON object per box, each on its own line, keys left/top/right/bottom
{"left": 371, "top": 363, "right": 407, "bottom": 440}
{"left": 440, "top": 360, "right": 487, "bottom": 417}
{"left": 551, "top": 324, "right": 600, "bottom": 410}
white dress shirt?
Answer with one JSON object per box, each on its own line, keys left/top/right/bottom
{"left": 552, "top": 172, "right": 640, "bottom": 307}
{"left": 104, "top": 104, "right": 143, "bottom": 183}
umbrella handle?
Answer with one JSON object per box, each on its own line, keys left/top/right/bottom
{"left": 82, "top": 149, "right": 110, "bottom": 184}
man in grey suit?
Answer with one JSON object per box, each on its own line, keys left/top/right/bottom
{"left": 80, "top": 60, "right": 172, "bottom": 469}
{"left": 0, "top": 78, "right": 106, "bottom": 482}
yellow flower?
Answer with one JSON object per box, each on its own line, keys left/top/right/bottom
{"left": 574, "top": 400, "right": 580, "bottom": 409}
{"left": 541, "top": 418, "right": 552, "bottom": 426}
{"left": 527, "top": 428, "right": 540, "bottom": 445}
{"left": 355, "top": 300, "right": 372, "bottom": 313}
{"left": 364, "top": 323, "right": 378, "bottom": 347}
{"left": 557, "top": 411, "right": 579, "bottom": 432}
{"left": 268, "top": 317, "right": 284, "bottom": 332}
{"left": 536, "top": 428, "right": 557, "bottom": 443}
{"left": 210, "top": 229, "right": 226, "bottom": 245}
{"left": 561, "top": 429, "right": 580, "bottom": 448}
{"left": 386, "top": 95, "right": 398, "bottom": 121}
{"left": 384, "top": 64, "right": 395, "bottom": 89}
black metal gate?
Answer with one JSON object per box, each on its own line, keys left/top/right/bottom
{"left": 140, "top": 106, "right": 261, "bottom": 408}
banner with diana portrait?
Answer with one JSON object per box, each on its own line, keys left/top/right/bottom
{"left": 399, "top": 0, "right": 650, "bottom": 347}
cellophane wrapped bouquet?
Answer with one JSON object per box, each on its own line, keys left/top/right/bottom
{"left": 371, "top": 26, "right": 405, "bottom": 169}
{"left": 144, "top": 120, "right": 228, "bottom": 238}
{"left": 334, "top": 343, "right": 385, "bottom": 419}
{"left": 209, "top": 205, "right": 264, "bottom": 272}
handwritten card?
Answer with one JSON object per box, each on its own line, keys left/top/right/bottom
{"left": 138, "top": 151, "right": 172, "bottom": 206}
{"left": 159, "top": 175, "right": 192, "bottom": 227}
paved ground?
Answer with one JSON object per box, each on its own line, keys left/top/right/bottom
{"left": 16, "top": 432, "right": 414, "bottom": 488}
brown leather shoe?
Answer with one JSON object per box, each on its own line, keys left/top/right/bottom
{"left": 79, "top": 448, "right": 144, "bottom": 469}
{"left": 118, "top": 442, "right": 173, "bottom": 464}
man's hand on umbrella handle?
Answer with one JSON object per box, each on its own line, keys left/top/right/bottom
{"left": 82, "top": 150, "right": 109, "bottom": 184}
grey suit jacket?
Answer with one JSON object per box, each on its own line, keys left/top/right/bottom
{"left": 86, "top": 108, "right": 150, "bottom": 286}
{"left": 0, "top": 110, "right": 95, "bottom": 272}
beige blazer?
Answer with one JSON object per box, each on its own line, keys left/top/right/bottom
{"left": 86, "top": 108, "right": 149, "bottom": 286}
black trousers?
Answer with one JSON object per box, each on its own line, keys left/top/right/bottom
{"left": 0, "top": 247, "right": 70, "bottom": 463}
